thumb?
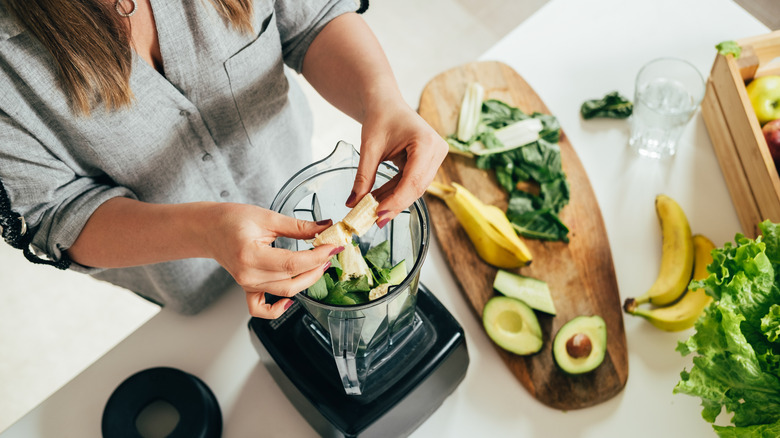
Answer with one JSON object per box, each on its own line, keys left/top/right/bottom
{"left": 268, "top": 213, "right": 333, "bottom": 240}
{"left": 348, "top": 142, "right": 381, "bottom": 207}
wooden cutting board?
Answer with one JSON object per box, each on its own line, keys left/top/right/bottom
{"left": 418, "top": 61, "right": 628, "bottom": 410}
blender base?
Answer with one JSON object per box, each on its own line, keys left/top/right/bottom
{"left": 248, "top": 283, "right": 469, "bottom": 438}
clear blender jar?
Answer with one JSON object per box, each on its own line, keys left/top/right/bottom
{"left": 270, "top": 141, "right": 430, "bottom": 396}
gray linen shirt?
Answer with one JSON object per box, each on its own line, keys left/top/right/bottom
{"left": 0, "top": 0, "right": 357, "bottom": 314}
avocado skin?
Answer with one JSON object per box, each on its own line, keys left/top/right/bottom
{"left": 552, "top": 315, "right": 607, "bottom": 375}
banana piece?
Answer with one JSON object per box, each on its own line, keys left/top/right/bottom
{"left": 312, "top": 194, "right": 378, "bottom": 247}
{"left": 312, "top": 221, "right": 353, "bottom": 247}
{"left": 369, "top": 283, "right": 389, "bottom": 301}
{"left": 426, "top": 181, "right": 532, "bottom": 268}
{"left": 625, "top": 194, "right": 694, "bottom": 308}
{"left": 337, "top": 244, "right": 374, "bottom": 286}
{"left": 342, "top": 193, "right": 380, "bottom": 236}
{"left": 624, "top": 234, "right": 715, "bottom": 331}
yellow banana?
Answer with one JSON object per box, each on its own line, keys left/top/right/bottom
{"left": 313, "top": 193, "right": 378, "bottom": 247}
{"left": 624, "top": 234, "right": 715, "bottom": 331}
{"left": 625, "top": 194, "right": 694, "bottom": 309}
{"left": 427, "top": 181, "right": 532, "bottom": 268}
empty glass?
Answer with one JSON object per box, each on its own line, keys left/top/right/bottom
{"left": 270, "top": 141, "right": 430, "bottom": 395}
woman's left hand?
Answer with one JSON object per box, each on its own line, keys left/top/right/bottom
{"left": 347, "top": 99, "right": 448, "bottom": 227}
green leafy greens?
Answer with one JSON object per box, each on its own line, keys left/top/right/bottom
{"left": 580, "top": 91, "right": 633, "bottom": 120}
{"left": 310, "top": 240, "right": 405, "bottom": 306}
{"left": 674, "top": 220, "right": 780, "bottom": 436}
{"left": 447, "top": 99, "right": 570, "bottom": 242}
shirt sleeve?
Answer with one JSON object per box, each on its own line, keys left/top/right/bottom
{"left": 274, "top": 0, "right": 358, "bottom": 73}
{"left": 0, "top": 111, "right": 136, "bottom": 273}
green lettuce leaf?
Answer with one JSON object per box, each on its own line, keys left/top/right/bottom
{"left": 675, "top": 220, "right": 780, "bottom": 429}
{"left": 713, "top": 418, "right": 780, "bottom": 437}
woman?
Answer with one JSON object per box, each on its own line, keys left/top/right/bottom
{"left": 0, "top": 0, "right": 447, "bottom": 319}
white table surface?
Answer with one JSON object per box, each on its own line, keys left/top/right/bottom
{"left": 3, "top": 0, "right": 771, "bottom": 436}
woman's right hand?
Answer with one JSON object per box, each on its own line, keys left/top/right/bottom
{"left": 204, "top": 203, "right": 342, "bottom": 319}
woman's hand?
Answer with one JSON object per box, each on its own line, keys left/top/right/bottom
{"left": 300, "top": 13, "right": 447, "bottom": 225}
{"left": 204, "top": 203, "right": 343, "bottom": 319}
{"left": 348, "top": 100, "right": 448, "bottom": 226}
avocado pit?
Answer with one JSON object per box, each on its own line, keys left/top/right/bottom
{"left": 565, "top": 333, "right": 593, "bottom": 358}
{"left": 553, "top": 315, "right": 607, "bottom": 375}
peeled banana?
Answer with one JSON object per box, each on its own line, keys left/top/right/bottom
{"left": 625, "top": 194, "right": 694, "bottom": 308}
{"left": 313, "top": 193, "right": 379, "bottom": 247}
{"left": 624, "top": 234, "right": 715, "bottom": 331}
{"left": 426, "top": 181, "right": 532, "bottom": 268}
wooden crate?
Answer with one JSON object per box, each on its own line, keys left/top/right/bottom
{"left": 702, "top": 30, "right": 780, "bottom": 237}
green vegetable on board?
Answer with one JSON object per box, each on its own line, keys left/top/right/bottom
{"left": 580, "top": 91, "right": 633, "bottom": 120}
{"left": 447, "top": 95, "right": 570, "bottom": 242}
{"left": 716, "top": 40, "right": 742, "bottom": 58}
{"left": 674, "top": 220, "right": 780, "bottom": 436}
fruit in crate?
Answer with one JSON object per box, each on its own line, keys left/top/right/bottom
{"left": 745, "top": 75, "right": 780, "bottom": 126}
{"left": 762, "top": 118, "right": 780, "bottom": 164}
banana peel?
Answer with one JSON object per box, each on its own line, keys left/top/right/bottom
{"left": 427, "top": 181, "right": 532, "bottom": 268}
{"left": 625, "top": 234, "right": 715, "bottom": 331}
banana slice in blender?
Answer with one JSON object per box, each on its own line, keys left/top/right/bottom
{"left": 313, "top": 194, "right": 379, "bottom": 247}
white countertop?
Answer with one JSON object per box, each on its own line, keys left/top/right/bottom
{"left": 2, "top": 0, "right": 771, "bottom": 436}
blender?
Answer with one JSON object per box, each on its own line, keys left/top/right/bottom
{"left": 248, "top": 141, "right": 469, "bottom": 437}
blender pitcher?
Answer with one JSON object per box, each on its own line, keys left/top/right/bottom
{"left": 270, "top": 141, "right": 430, "bottom": 396}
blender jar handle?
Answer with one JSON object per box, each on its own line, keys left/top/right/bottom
{"left": 327, "top": 313, "right": 365, "bottom": 396}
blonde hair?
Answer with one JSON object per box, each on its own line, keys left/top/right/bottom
{"left": 4, "top": 0, "right": 253, "bottom": 115}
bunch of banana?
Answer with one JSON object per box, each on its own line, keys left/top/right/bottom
{"left": 623, "top": 194, "right": 715, "bottom": 332}
{"left": 624, "top": 235, "right": 714, "bottom": 331}
{"left": 426, "top": 181, "right": 532, "bottom": 268}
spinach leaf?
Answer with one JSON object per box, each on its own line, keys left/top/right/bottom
{"left": 308, "top": 274, "right": 329, "bottom": 300}
{"left": 580, "top": 91, "right": 633, "bottom": 119}
{"left": 365, "top": 240, "right": 391, "bottom": 270}
{"left": 329, "top": 255, "right": 342, "bottom": 278}
{"left": 507, "top": 196, "right": 569, "bottom": 242}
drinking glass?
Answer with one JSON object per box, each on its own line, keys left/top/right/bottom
{"left": 629, "top": 57, "right": 705, "bottom": 159}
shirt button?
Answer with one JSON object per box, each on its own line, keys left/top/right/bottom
{"left": 202, "top": 153, "right": 212, "bottom": 162}
{"left": 220, "top": 190, "right": 230, "bottom": 198}
{"left": 179, "top": 110, "right": 189, "bottom": 117}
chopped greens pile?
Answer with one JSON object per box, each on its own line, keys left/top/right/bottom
{"left": 307, "top": 240, "right": 406, "bottom": 306}
{"left": 580, "top": 91, "right": 633, "bottom": 120}
{"left": 674, "top": 220, "right": 780, "bottom": 436}
{"left": 447, "top": 98, "right": 570, "bottom": 242}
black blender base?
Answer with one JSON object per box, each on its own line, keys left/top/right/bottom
{"left": 248, "top": 284, "right": 469, "bottom": 438}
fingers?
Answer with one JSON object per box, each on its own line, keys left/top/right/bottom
{"left": 245, "top": 291, "right": 293, "bottom": 320}
{"left": 266, "top": 212, "right": 333, "bottom": 240}
{"left": 347, "top": 142, "right": 382, "bottom": 207}
{"left": 240, "top": 244, "right": 341, "bottom": 285}
{"left": 244, "top": 259, "right": 333, "bottom": 319}
{"left": 375, "top": 147, "right": 440, "bottom": 224}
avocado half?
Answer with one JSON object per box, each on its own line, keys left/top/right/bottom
{"left": 552, "top": 315, "right": 607, "bottom": 375}
{"left": 482, "top": 296, "right": 543, "bottom": 355}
